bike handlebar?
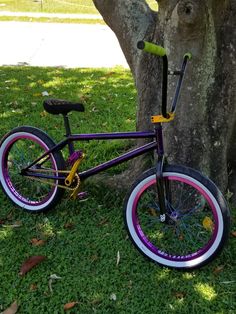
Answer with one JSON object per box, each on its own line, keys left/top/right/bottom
{"left": 137, "top": 41, "right": 167, "bottom": 57}
{"left": 137, "top": 40, "right": 191, "bottom": 119}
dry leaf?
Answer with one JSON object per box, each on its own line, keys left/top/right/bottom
{"left": 30, "top": 238, "right": 45, "bottom": 246}
{"left": 213, "top": 265, "right": 225, "bottom": 275}
{"left": 90, "top": 254, "right": 99, "bottom": 263}
{"left": 63, "top": 302, "right": 78, "bottom": 311}
{"left": 63, "top": 222, "right": 75, "bottom": 229}
{"left": 202, "top": 216, "right": 214, "bottom": 231}
{"left": 97, "top": 218, "right": 109, "bottom": 226}
{"left": 173, "top": 291, "right": 186, "bottom": 299}
{"left": 1, "top": 301, "right": 18, "bottom": 314}
{"left": 179, "top": 234, "right": 184, "bottom": 241}
{"left": 148, "top": 208, "right": 157, "bottom": 216}
{"left": 30, "top": 283, "right": 37, "bottom": 291}
{"left": 19, "top": 255, "right": 46, "bottom": 276}
{"left": 231, "top": 231, "right": 236, "bottom": 237}
{"left": 40, "top": 111, "right": 47, "bottom": 117}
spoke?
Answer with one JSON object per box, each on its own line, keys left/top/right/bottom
{"left": 6, "top": 139, "right": 55, "bottom": 203}
{"left": 136, "top": 176, "right": 216, "bottom": 259}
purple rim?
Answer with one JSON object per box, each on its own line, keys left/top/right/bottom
{"left": 132, "top": 176, "right": 219, "bottom": 262}
{"left": 2, "top": 134, "right": 57, "bottom": 206}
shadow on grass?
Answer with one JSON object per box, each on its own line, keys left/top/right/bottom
{"left": 0, "top": 66, "right": 235, "bottom": 313}
{"left": 0, "top": 186, "right": 235, "bottom": 313}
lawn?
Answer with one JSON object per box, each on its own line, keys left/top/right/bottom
{"left": 0, "top": 66, "right": 235, "bottom": 313}
{"left": 0, "top": 0, "right": 158, "bottom": 24}
{"left": 0, "top": 0, "right": 158, "bottom": 14}
{"left": 0, "top": 0, "right": 99, "bottom": 14}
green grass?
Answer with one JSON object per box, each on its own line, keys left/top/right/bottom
{"left": 0, "top": 66, "right": 235, "bottom": 313}
{"left": 0, "top": 0, "right": 99, "bottom": 14}
{"left": 0, "top": 0, "right": 158, "bottom": 24}
{"left": 0, "top": 0, "right": 157, "bottom": 14}
{"left": 0, "top": 1, "right": 157, "bottom": 13}
{"left": 0, "top": 15, "right": 104, "bottom": 24}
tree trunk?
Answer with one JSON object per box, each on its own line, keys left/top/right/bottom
{"left": 93, "top": 0, "right": 236, "bottom": 201}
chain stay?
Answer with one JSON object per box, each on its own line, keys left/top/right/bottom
{"left": 25, "top": 167, "right": 82, "bottom": 199}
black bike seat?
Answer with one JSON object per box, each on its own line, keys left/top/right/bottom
{"left": 43, "top": 98, "right": 85, "bottom": 115}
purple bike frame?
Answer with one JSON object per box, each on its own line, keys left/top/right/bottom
{"left": 72, "top": 131, "right": 158, "bottom": 179}
{"left": 23, "top": 129, "right": 163, "bottom": 181}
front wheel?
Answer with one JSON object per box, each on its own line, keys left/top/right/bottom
{"left": 124, "top": 165, "right": 230, "bottom": 269}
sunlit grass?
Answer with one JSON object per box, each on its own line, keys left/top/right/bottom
{"left": 0, "top": 66, "right": 235, "bottom": 313}
{"left": 0, "top": 227, "right": 14, "bottom": 240}
{"left": 0, "top": 15, "right": 105, "bottom": 24}
{"left": 195, "top": 283, "right": 217, "bottom": 301}
{"left": 0, "top": 0, "right": 157, "bottom": 14}
{"left": 0, "top": 0, "right": 99, "bottom": 14}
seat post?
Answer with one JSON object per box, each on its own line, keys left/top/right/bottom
{"left": 63, "top": 114, "right": 75, "bottom": 155}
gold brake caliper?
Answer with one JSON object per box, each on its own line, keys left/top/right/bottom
{"left": 64, "top": 152, "right": 85, "bottom": 199}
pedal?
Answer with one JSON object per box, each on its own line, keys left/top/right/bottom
{"left": 77, "top": 191, "right": 89, "bottom": 201}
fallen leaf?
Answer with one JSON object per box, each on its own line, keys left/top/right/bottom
{"left": 30, "top": 283, "right": 37, "bottom": 291}
{"left": 40, "top": 111, "right": 47, "bottom": 117}
{"left": 63, "top": 302, "right": 78, "bottom": 311}
{"left": 173, "top": 291, "right": 186, "bottom": 299}
{"left": 19, "top": 255, "right": 46, "bottom": 276}
{"left": 63, "top": 222, "right": 75, "bottom": 229}
{"left": 202, "top": 216, "right": 214, "bottom": 231}
{"left": 1, "top": 301, "right": 18, "bottom": 314}
{"left": 148, "top": 208, "right": 157, "bottom": 216}
{"left": 90, "top": 254, "right": 99, "bottom": 263}
{"left": 179, "top": 234, "right": 184, "bottom": 241}
{"left": 30, "top": 238, "right": 45, "bottom": 246}
{"left": 231, "top": 231, "right": 236, "bottom": 237}
{"left": 213, "top": 265, "right": 225, "bottom": 275}
{"left": 97, "top": 218, "right": 109, "bottom": 226}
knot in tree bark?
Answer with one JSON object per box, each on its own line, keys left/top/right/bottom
{"left": 177, "top": 0, "right": 203, "bottom": 25}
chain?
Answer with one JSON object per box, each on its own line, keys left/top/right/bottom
{"left": 25, "top": 168, "right": 81, "bottom": 197}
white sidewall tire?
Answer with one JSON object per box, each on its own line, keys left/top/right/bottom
{"left": 0, "top": 131, "right": 58, "bottom": 211}
{"left": 125, "top": 170, "right": 225, "bottom": 269}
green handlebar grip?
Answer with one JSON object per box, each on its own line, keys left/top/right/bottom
{"left": 184, "top": 52, "right": 192, "bottom": 60}
{"left": 137, "top": 41, "right": 167, "bottom": 57}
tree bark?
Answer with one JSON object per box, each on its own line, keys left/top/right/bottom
{"left": 93, "top": 0, "right": 236, "bottom": 201}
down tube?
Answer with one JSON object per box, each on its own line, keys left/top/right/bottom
{"left": 79, "top": 141, "right": 158, "bottom": 180}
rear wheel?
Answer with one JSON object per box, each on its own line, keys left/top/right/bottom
{"left": 0, "top": 126, "right": 65, "bottom": 212}
{"left": 124, "top": 165, "right": 230, "bottom": 269}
